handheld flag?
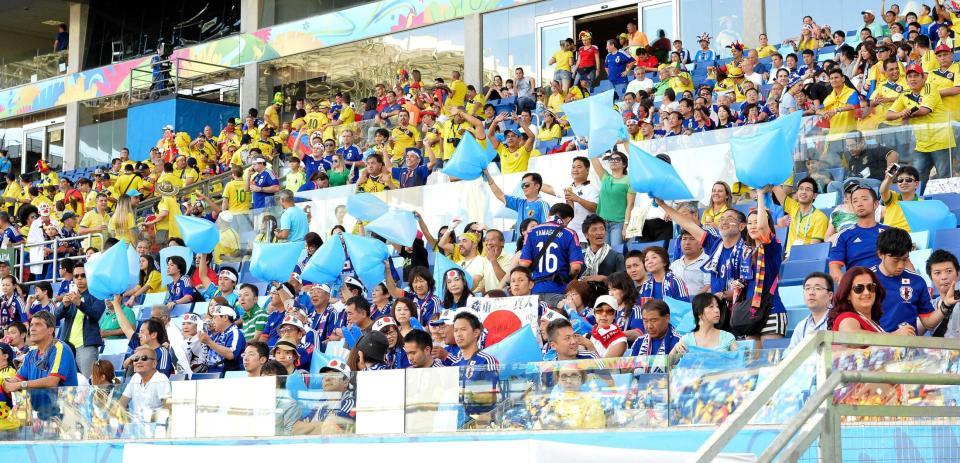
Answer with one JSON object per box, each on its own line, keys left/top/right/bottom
{"left": 366, "top": 208, "right": 419, "bottom": 247}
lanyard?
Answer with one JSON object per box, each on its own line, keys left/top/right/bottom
{"left": 794, "top": 206, "right": 815, "bottom": 241}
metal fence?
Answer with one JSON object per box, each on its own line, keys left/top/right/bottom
{"left": 4, "top": 232, "right": 105, "bottom": 287}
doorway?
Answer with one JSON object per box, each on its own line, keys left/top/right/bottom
{"left": 574, "top": 6, "right": 637, "bottom": 83}
{"left": 21, "top": 118, "right": 65, "bottom": 177}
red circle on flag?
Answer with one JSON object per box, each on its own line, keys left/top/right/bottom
{"left": 483, "top": 310, "right": 522, "bottom": 345}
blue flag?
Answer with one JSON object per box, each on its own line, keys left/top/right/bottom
{"left": 433, "top": 252, "right": 473, "bottom": 296}
{"left": 482, "top": 327, "right": 542, "bottom": 365}
{"left": 729, "top": 111, "right": 801, "bottom": 189}
{"left": 676, "top": 345, "right": 746, "bottom": 372}
{"left": 341, "top": 232, "right": 390, "bottom": 288}
{"left": 159, "top": 246, "right": 194, "bottom": 286}
{"left": 347, "top": 193, "right": 389, "bottom": 222}
{"left": 901, "top": 200, "right": 957, "bottom": 232}
{"left": 366, "top": 208, "right": 419, "bottom": 247}
{"left": 441, "top": 131, "right": 495, "bottom": 181}
{"left": 627, "top": 144, "right": 694, "bottom": 200}
{"left": 300, "top": 235, "right": 346, "bottom": 285}
{"left": 664, "top": 296, "right": 695, "bottom": 333}
{"left": 87, "top": 240, "right": 134, "bottom": 300}
{"left": 561, "top": 89, "right": 627, "bottom": 158}
{"left": 250, "top": 241, "right": 304, "bottom": 282}
{"left": 175, "top": 215, "right": 220, "bottom": 254}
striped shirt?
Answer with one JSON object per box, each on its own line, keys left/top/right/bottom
{"left": 239, "top": 304, "right": 267, "bottom": 341}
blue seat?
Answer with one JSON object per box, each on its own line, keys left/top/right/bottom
{"left": 594, "top": 80, "right": 614, "bottom": 94}
{"left": 925, "top": 192, "right": 960, "bottom": 209}
{"left": 169, "top": 304, "right": 192, "bottom": 318}
{"left": 191, "top": 372, "right": 222, "bottom": 380}
{"left": 102, "top": 338, "right": 129, "bottom": 355}
{"left": 779, "top": 285, "right": 805, "bottom": 308}
{"left": 827, "top": 167, "right": 845, "bottom": 182}
{"left": 775, "top": 227, "right": 788, "bottom": 245}
{"left": 788, "top": 242, "right": 830, "bottom": 261}
{"left": 170, "top": 374, "right": 187, "bottom": 381}
{"left": 142, "top": 292, "right": 166, "bottom": 306}
{"left": 761, "top": 338, "right": 790, "bottom": 350}
{"left": 537, "top": 139, "right": 560, "bottom": 153}
{"left": 101, "top": 353, "right": 124, "bottom": 371}
{"left": 625, "top": 239, "right": 667, "bottom": 254}
{"left": 780, "top": 259, "right": 826, "bottom": 286}
{"left": 910, "top": 230, "right": 930, "bottom": 250}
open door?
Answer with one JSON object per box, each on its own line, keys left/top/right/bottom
{"left": 535, "top": 17, "right": 574, "bottom": 88}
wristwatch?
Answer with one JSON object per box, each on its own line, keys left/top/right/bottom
{"left": 19, "top": 381, "right": 27, "bottom": 390}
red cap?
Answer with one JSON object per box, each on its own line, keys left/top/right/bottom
{"left": 905, "top": 63, "right": 924, "bottom": 75}
{"left": 935, "top": 43, "right": 953, "bottom": 55}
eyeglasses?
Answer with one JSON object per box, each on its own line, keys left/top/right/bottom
{"left": 521, "top": 182, "right": 532, "bottom": 189}
{"left": 595, "top": 308, "right": 617, "bottom": 315}
{"left": 896, "top": 177, "right": 916, "bottom": 184}
{"left": 803, "top": 285, "right": 829, "bottom": 292}
{"left": 324, "top": 143, "right": 335, "bottom": 147}
{"left": 131, "top": 355, "right": 155, "bottom": 363}
{"left": 558, "top": 373, "right": 582, "bottom": 380}
{"left": 852, "top": 283, "right": 877, "bottom": 294}
{"left": 608, "top": 157, "right": 624, "bottom": 163}
{"left": 74, "top": 274, "right": 86, "bottom": 279}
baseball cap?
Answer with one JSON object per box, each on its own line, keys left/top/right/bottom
{"left": 210, "top": 305, "right": 237, "bottom": 318}
{"left": 372, "top": 316, "right": 398, "bottom": 332}
{"left": 594, "top": 295, "right": 620, "bottom": 311}
{"left": 861, "top": 9, "right": 874, "bottom": 15}
{"left": 356, "top": 331, "right": 389, "bottom": 364}
{"left": 182, "top": 313, "right": 202, "bottom": 325}
{"left": 429, "top": 309, "right": 455, "bottom": 326}
{"left": 905, "top": 63, "right": 924, "bottom": 75}
{"left": 320, "top": 358, "right": 351, "bottom": 377}
{"left": 280, "top": 314, "right": 306, "bottom": 332}
{"left": 163, "top": 124, "right": 174, "bottom": 131}
{"left": 61, "top": 211, "right": 77, "bottom": 221}
{"left": 935, "top": 43, "right": 953, "bottom": 55}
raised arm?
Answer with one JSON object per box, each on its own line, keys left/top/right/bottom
{"left": 590, "top": 157, "right": 607, "bottom": 181}
{"left": 483, "top": 168, "right": 507, "bottom": 204}
{"left": 413, "top": 211, "right": 438, "bottom": 250}
{"left": 771, "top": 184, "right": 789, "bottom": 206}
{"left": 382, "top": 259, "right": 405, "bottom": 299}
{"left": 656, "top": 198, "right": 706, "bottom": 242}
{"left": 755, "top": 187, "right": 772, "bottom": 238}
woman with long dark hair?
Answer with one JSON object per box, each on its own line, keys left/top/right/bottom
{"left": 828, "top": 267, "right": 912, "bottom": 335}
{"left": 441, "top": 268, "right": 472, "bottom": 310}
{"left": 737, "top": 189, "right": 787, "bottom": 343}
{"left": 606, "top": 271, "right": 643, "bottom": 340}
{"left": 672, "top": 293, "right": 737, "bottom": 353}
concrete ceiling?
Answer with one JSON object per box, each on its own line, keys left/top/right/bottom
{"left": 0, "top": 0, "right": 71, "bottom": 63}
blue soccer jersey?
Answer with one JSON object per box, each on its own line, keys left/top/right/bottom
{"left": 205, "top": 325, "right": 246, "bottom": 372}
{"left": 0, "top": 295, "right": 26, "bottom": 328}
{"left": 263, "top": 310, "right": 286, "bottom": 348}
{"left": 166, "top": 276, "right": 195, "bottom": 304}
{"left": 872, "top": 267, "right": 934, "bottom": 333}
{"left": 251, "top": 170, "right": 279, "bottom": 209}
{"left": 829, "top": 224, "right": 889, "bottom": 271}
{"left": 403, "top": 290, "right": 441, "bottom": 327}
{"left": 454, "top": 351, "right": 500, "bottom": 415}
{"left": 519, "top": 220, "right": 584, "bottom": 294}
{"left": 17, "top": 339, "right": 78, "bottom": 419}
{"left": 504, "top": 195, "right": 549, "bottom": 236}
{"left": 155, "top": 346, "right": 174, "bottom": 376}
{"left": 699, "top": 228, "right": 748, "bottom": 294}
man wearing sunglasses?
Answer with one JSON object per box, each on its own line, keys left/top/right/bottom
{"left": 872, "top": 228, "right": 940, "bottom": 334}
{"left": 484, "top": 168, "right": 551, "bottom": 239}
{"left": 118, "top": 345, "right": 171, "bottom": 433}
{"left": 53, "top": 262, "right": 104, "bottom": 378}
{"left": 879, "top": 165, "right": 921, "bottom": 231}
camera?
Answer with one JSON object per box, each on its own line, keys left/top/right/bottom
{"left": 446, "top": 138, "right": 461, "bottom": 147}
{"left": 887, "top": 163, "right": 900, "bottom": 176}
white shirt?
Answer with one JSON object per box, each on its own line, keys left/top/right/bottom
{"left": 165, "top": 321, "right": 193, "bottom": 377}
{"left": 670, "top": 252, "right": 710, "bottom": 296}
{"left": 626, "top": 77, "right": 654, "bottom": 95}
{"left": 122, "top": 371, "right": 171, "bottom": 421}
{"left": 568, "top": 181, "right": 599, "bottom": 241}
{"left": 787, "top": 311, "right": 829, "bottom": 349}
{"left": 744, "top": 71, "right": 763, "bottom": 87}
{"left": 460, "top": 255, "right": 498, "bottom": 294}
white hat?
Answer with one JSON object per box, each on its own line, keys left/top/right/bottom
{"left": 861, "top": 9, "right": 875, "bottom": 15}
{"left": 163, "top": 124, "right": 174, "bottom": 131}
{"left": 310, "top": 283, "right": 332, "bottom": 294}
{"left": 320, "top": 358, "right": 350, "bottom": 377}
{"left": 429, "top": 309, "right": 455, "bottom": 326}
{"left": 280, "top": 314, "right": 306, "bottom": 332}
{"left": 594, "top": 295, "right": 620, "bottom": 311}
{"left": 372, "top": 316, "right": 398, "bottom": 332}
{"left": 541, "top": 308, "right": 566, "bottom": 323}
{"left": 210, "top": 305, "right": 237, "bottom": 318}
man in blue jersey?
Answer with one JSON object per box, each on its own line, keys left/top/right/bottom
{"left": 451, "top": 311, "right": 499, "bottom": 419}
{"left": 248, "top": 152, "right": 280, "bottom": 209}
{"left": 873, "top": 228, "right": 942, "bottom": 334}
{"left": 484, "top": 169, "right": 551, "bottom": 238}
{"left": 519, "top": 203, "right": 584, "bottom": 304}
{"left": 604, "top": 39, "right": 635, "bottom": 98}
{"left": 403, "top": 329, "right": 445, "bottom": 368}
{"left": 828, "top": 185, "right": 889, "bottom": 284}
{"left": 199, "top": 305, "right": 246, "bottom": 374}
{"left": 658, "top": 199, "right": 749, "bottom": 304}
{"left": 2, "top": 311, "right": 77, "bottom": 420}
{"left": 628, "top": 300, "right": 680, "bottom": 372}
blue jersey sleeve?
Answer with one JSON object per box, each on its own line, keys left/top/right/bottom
{"left": 504, "top": 195, "right": 522, "bottom": 212}
{"left": 828, "top": 232, "right": 847, "bottom": 266}
{"left": 519, "top": 233, "right": 535, "bottom": 262}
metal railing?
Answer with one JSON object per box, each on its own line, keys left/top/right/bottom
{"left": 129, "top": 57, "right": 240, "bottom": 103}
{"left": 6, "top": 231, "right": 105, "bottom": 287}
{"left": 134, "top": 169, "right": 234, "bottom": 217}
{"left": 0, "top": 50, "right": 68, "bottom": 88}
{"left": 692, "top": 331, "right": 960, "bottom": 463}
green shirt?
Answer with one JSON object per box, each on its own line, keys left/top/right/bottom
{"left": 327, "top": 169, "right": 351, "bottom": 187}
{"left": 597, "top": 174, "right": 632, "bottom": 223}
{"left": 240, "top": 304, "right": 267, "bottom": 341}
{"left": 98, "top": 306, "right": 137, "bottom": 339}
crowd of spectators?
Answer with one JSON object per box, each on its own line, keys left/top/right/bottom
{"left": 0, "top": 5, "right": 960, "bottom": 435}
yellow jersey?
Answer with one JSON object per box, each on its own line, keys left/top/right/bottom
{"left": 446, "top": 79, "right": 468, "bottom": 109}
{"left": 926, "top": 63, "right": 960, "bottom": 119}
{"left": 222, "top": 179, "right": 250, "bottom": 213}
{"left": 78, "top": 209, "right": 109, "bottom": 249}
{"left": 782, "top": 197, "right": 829, "bottom": 254}
{"left": 157, "top": 196, "right": 182, "bottom": 239}
{"left": 823, "top": 85, "right": 860, "bottom": 141}
{"left": 552, "top": 49, "right": 573, "bottom": 72}
{"left": 890, "top": 83, "right": 956, "bottom": 153}
{"left": 390, "top": 125, "right": 422, "bottom": 164}
{"left": 497, "top": 144, "right": 531, "bottom": 175}
{"left": 882, "top": 191, "right": 918, "bottom": 231}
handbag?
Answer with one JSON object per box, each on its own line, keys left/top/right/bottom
{"left": 730, "top": 285, "right": 775, "bottom": 337}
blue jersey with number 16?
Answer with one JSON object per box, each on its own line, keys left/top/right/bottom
{"left": 519, "top": 220, "right": 583, "bottom": 294}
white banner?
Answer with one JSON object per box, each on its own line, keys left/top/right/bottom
{"left": 465, "top": 295, "right": 540, "bottom": 344}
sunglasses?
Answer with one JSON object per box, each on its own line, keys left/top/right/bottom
{"left": 74, "top": 274, "right": 86, "bottom": 279}
{"left": 852, "top": 283, "right": 877, "bottom": 294}
{"left": 131, "top": 355, "right": 155, "bottom": 363}
{"left": 521, "top": 182, "right": 532, "bottom": 188}
{"left": 595, "top": 308, "right": 617, "bottom": 315}
{"left": 608, "top": 157, "right": 625, "bottom": 163}
{"left": 896, "top": 177, "right": 916, "bottom": 184}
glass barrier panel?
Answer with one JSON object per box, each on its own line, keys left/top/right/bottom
{"left": 832, "top": 346, "right": 960, "bottom": 412}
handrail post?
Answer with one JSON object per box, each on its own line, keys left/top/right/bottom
{"left": 816, "top": 331, "right": 839, "bottom": 462}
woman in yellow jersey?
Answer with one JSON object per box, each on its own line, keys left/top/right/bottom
{"left": 701, "top": 181, "right": 733, "bottom": 227}
{"left": 795, "top": 24, "right": 820, "bottom": 51}
{"left": 537, "top": 110, "right": 563, "bottom": 146}
{"left": 108, "top": 195, "right": 138, "bottom": 245}
{"left": 123, "top": 255, "right": 164, "bottom": 307}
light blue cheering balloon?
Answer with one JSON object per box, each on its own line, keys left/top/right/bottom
{"left": 250, "top": 241, "right": 304, "bottom": 282}
{"left": 309, "top": 350, "right": 335, "bottom": 377}
{"left": 664, "top": 296, "right": 695, "bottom": 333}
{"left": 347, "top": 193, "right": 389, "bottom": 222}
{"left": 560, "top": 95, "right": 592, "bottom": 137}
{"left": 441, "top": 131, "right": 495, "bottom": 181}
{"left": 627, "top": 144, "right": 694, "bottom": 201}
{"left": 87, "top": 240, "right": 133, "bottom": 300}
{"left": 433, "top": 252, "right": 473, "bottom": 296}
{"left": 300, "top": 236, "right": 346, "bottom": 285}
{"left": 175, "top": 215, "right": 220, "bottom": 254}
{"left": 341, "top": 233, "right": 390, "bottom": 288}
{"left": 729, "top": 111, "right": 801, "bottom": 189}
{"left": 159, "top": 246, "right": 194, "bottom": 286}
{"left": 482, "top": 327, "right": 542, "bottom": 365}
{"left": 587, "top": 90, "right": 628, "bottom": 158}
{"left": 366, "top": 208, "right": 419, "bottom": 247}
{"left": 901, "top": 200, "right": 958, "bottom": 232}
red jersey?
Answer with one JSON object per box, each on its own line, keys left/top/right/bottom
{"left": 577, "top": 45, "right": 599, "bottom": 68}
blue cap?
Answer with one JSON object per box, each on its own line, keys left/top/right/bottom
{"left": 127, "top": 189, "right": 142, "bottom": 197}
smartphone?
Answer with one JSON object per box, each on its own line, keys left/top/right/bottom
{"left": 954, "top": 289, "right": 960, "bottom": 301}
{"left": 69, "top": 282, "right": 78, "bottom": 294}
{"left": 887, "top": 163, "right": 900, "bottom": 176}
